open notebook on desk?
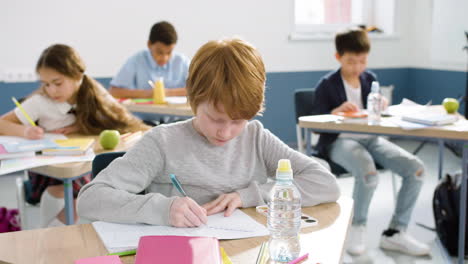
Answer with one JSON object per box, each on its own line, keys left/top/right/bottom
{"left": 92, "top": 209, "right": 269, "bottom": 254}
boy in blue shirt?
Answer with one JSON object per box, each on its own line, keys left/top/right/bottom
{"left": 312, "top": 28, "right": 430, "bottom": 256}
{"left": 109, "top": 21, "right": 189, "bottom": 98}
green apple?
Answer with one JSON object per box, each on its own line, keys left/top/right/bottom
{"left": 442, "top": 98, "right": 459, "bottom": 114}
{"left": 99, "top": 130, "right": 120, "bottom": 150}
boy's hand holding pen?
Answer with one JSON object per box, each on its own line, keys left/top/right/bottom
{"left": 169, "top": 174, "right": 207, "bottom": 227}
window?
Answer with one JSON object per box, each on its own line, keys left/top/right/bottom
{"left": 292, "top": 0, "right": 395, "bottom": 39}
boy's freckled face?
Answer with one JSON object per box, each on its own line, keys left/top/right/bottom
{"left": 38, "top": 67, "right": 80, "bottom": 104}
{"left": 193, "top": 102, "right": 248, "bottom": 146}
{"left": 336, "top": 52, "right": 368, "bottom": 79}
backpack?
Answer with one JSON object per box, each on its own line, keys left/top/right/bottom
{"left": 433, "top": 171, "right": 468, "bottom": 257}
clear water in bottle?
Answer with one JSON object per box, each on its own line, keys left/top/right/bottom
{"left": 367, "top": 81, "right": 382, "bottom": 125}
{"left": 268, "top": 159, "right": 302, "bottom": 262}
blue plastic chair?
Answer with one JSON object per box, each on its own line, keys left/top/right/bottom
{"left": 91, "top": 152, "right": 126, "bottom": 179}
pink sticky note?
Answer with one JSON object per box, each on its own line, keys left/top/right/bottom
{"left": 74, "top": 255, "right": 123, "bottom": 264}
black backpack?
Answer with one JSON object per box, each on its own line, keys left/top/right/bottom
{"left": 433, "top": 171, "right": 468, "bottom": 257}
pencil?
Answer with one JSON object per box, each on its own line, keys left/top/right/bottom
{"left": 11, "top": 97, "right": 36, "bottom": 127}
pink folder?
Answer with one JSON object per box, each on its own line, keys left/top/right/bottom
{"left": 134, "top": 236, "right": 221, "bottom": 264}
{"left": 74, "top": 255, "right": 123, "bottom": 264}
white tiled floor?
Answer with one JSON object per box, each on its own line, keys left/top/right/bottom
{"left": 0, "top": 138, "right": 466, "bottom": 263}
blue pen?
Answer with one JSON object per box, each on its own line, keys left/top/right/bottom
{"left": 169, "top": 174, "right": 187, "bottom": 197}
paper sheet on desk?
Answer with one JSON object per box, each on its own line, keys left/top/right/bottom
{"left": 388, "top": 116, "right": 431, "bottom": 130}
{"left": 0, "top": 150, "right": 95, "bottom": 175}
{"left": 0, "top": 133, "right": 67, "bottom": 144}
{"left": 92, "top": 209, "right": 269, "bottom": 253}
{"left": 386, "top": 98, "right": 433, "bottom": 117}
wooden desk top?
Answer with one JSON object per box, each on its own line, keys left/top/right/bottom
{"left": 0, "top": 197, "right": 353, "bottom": 264}
{"left": 29, "top": 135, "right": 133, "bottom": 179}
{"left": 125, "top": 103, "right": 193, "bottom": 116}
{"left": 299, "top": 115, "right": 468, "bottom": 141}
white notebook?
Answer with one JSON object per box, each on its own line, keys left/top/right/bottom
{"left": 401, "top": 113, "right": 458, "bottom": 126}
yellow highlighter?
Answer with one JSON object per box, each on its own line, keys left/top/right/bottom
{"left": 12, "top": 97, "right": 36, "bottom": 127}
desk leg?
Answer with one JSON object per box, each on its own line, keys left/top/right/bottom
{"left": 438, "top": 139, "right": 444, "bottom": 180}
{"left": 458, "top": 143, "right": 467, "bottom": 264}
{"left": 305, "top": 128, "right": 311, "bottom": 156}
{"left": 63, "top": 179, "right": 74, "bottom": 225}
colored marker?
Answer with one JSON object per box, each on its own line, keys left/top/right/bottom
{"left": 107, "top": 249, "right": 137, "bottom": 256}
{"left": 288, "top": 253, "right": 309, "bottom": 264}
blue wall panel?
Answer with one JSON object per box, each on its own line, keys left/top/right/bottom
{"left": 0, "top": 68, "right": 465, "bottom": 144}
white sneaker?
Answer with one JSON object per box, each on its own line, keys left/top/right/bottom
{"left": 347, "top": 225, "right": 367, "bottom": 255}
{"left": 380, "top": 230, "right": 430, "bottom": 256}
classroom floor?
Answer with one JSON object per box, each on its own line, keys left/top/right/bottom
{"left": 0, "top": 138, "right": 466, "bottom": 263}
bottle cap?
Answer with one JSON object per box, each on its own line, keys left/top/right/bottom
{"left": 276, "top": 159, "right": 293, "bottom": 180}
{"left": 371, "top": 81, "right": 380, "bottom": 93}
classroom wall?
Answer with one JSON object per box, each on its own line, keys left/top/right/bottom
{"left": 1, "top": 0, "right": 466, "bottom": 145}
{"left": 1, "top": 0, "right": 413, "bottom": 76}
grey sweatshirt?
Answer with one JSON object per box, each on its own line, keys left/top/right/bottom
{"left": 77, "top": 119, "right": 340, "bottom": 225}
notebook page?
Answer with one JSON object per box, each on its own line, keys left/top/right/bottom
{"left": 92, "top": 209, "right": 269, "bottom": 253}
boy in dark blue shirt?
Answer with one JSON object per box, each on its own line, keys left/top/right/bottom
{"left": 313, "top": 28, "right": 429, "bottom": 256}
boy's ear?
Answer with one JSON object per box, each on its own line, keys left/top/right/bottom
{"left": 147, "top": 41, "right": 152, "bottom": 49}
{"left": 335, "top": 52, "right": 341, "bottom": 61}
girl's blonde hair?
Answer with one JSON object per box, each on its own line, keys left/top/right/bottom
{"left": 186, "top": 38, "right": 265, "bottom": 120}
{"left": 36, "top": 44, "right": 149, "bottom": 134}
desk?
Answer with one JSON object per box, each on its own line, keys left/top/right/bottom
{"left": 0, "top": 197, "right": 353, "bottom": 264}
{"left": 299, "top": 115, "right": 468, "bottom": 264}
{"left": 28, "top": 136, "right": 133, "bottom": 225}
{"left": 124, "top": 103, "right": 193, "bottom": 116}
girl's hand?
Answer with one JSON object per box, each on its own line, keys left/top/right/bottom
{"left": 202, "top": 192, "right": 242, "bottom": 217}
{"left": 169, "top": 197, "right": 207, "bottom": 227}
{"left": 23, "top": 126, "right": 44, "bottom": 139}
{"left": 51, "top": 123, "right": 79, "bottom": 135}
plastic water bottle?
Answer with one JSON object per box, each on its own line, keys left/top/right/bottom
{"left": 267, "top": 159, "right": 302, "bottom": 262}
{"left": 367, "top": 81, "right": 382, "bottom": 125}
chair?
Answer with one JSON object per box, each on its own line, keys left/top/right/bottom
{"left": 294, "top": 88, "right": 316, "bottom": 154}
{"left": 92, "top": 151, "right": 126, "bottom": 178}
{"left": 293, "top": 88, "right": 399, "bottom": 204}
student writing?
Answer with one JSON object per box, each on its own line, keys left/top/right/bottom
{"left": 312, "top": 28, "right": 429, "bottom": 256}
{"left": 109, "top": 21, "right": 189, "bottom": 99}
{"left": 77, "top": 38, "right": 340, "bottom": 227}
{"left": 0, "top": 44, "right": 149, "bottom": 227}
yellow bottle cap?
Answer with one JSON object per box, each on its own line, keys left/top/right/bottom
{"left": 277, "top": 159, "right": 292, "bottom": 173}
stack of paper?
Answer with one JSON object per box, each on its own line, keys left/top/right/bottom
{"left": 0, "top": 136, "right": 59, "bottom": 160}
{"left": 166, "top": 96, "right": 188, "bottom": 105}
{"left": 401, "top": 113, "right": 458, "bottom": 126}
{"left": 1, "top": 138, "right": 58, "bottom": 153}
{"left": 120, "top": 131, "right": 142, "bottom": 146}
{"left": 0, "top": 144, "right": 35, "bottom": 160}
{"left": 41, "top": 138, "right": 95, "bottom": 156}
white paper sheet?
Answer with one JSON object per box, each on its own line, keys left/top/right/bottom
{"left": 0, "top": 150, "right": 94, "bottom": 176}
{"left": 92, "top": 209, "right": 269, "bottom": 253}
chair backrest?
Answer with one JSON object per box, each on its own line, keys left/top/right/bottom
{"left": 294, "top": 88, "right": 315, "bottom": 124}
{"left": 91, "top": 152, "right": 126, "bottom": 179}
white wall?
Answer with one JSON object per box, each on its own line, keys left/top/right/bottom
{"left": 1, "top": 0, "right": 463, "bottom": 79}
{"left": 407, "top": 0, "right": 468, "bottom": 72}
